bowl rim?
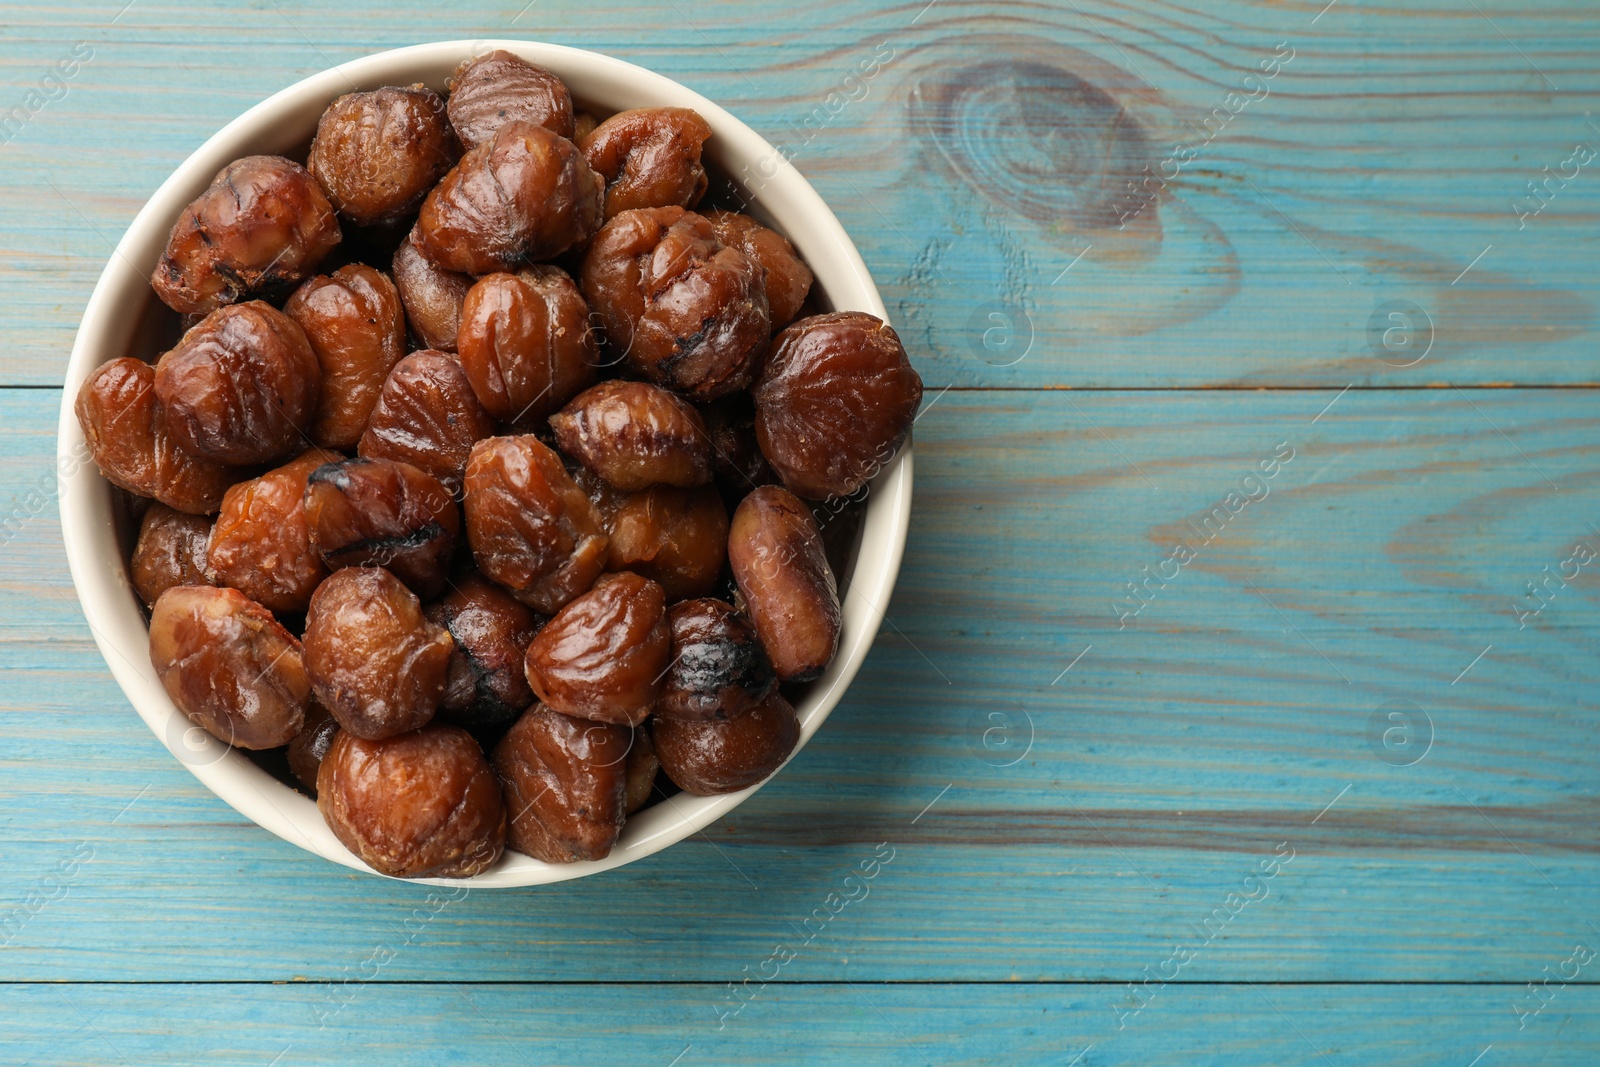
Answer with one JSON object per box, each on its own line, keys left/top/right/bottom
{"left": 56, "top": 39, "right": 912, "bottom": 888}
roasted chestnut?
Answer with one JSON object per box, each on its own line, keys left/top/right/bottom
{"left": 308, "top": 86, "right": 459, "bottom": 225}
{"left": 606, "top": 485, "right": 728, "bottom": 601}
{"left": 304, "top": 457, "right": 461, "bottom": 599}
{"left": 284, "top": 264, "right": 408, "bottom": 450}
{"left": 462, "top": 434, "right": 609, "bottom": 614}
{"left": 446, "top": 50, "right": 575, "bottom": 148}
{"left": 287, "top": 702, "right": 341, "bottom": 794}
{"left": 549, "top": 379, "right": 712, "bottom": 491}
{"left": 416, "top": 120, "right": 603, "bottom": 274}
{"left": 152, "top": 155, "right": 341, "bottom": 314}
{"left": 492, "top": 703, "right": 629, "bottom": 863}
{"left": 654, "top": 598, "right": 774, "bottom": 722}
{"left": 302, "top": 566, "right": 454, "bottom": 740}
{"left": 624, "top": 726, "right": 660, "bottom": 814}
{"left": 318, "top": 723, "right": 506, "bottom": 878}
{"left": 523, "top": 571, "right": 670, "bottom": 726}
{"left": 727, "top": 485, "right": 840, "bottom": 682}
{"left": 205, "top": 449, "right": 339, "bottom": 614}
{"left": 427, "top": 572, "right": 544, "bottom": 725}
{"left": 705, "top": 209, "right": 813, "bottom": 328}
{"left": 579, "top": 107, "right": 712, "bottom": 219}
{"left": 392, "top": 226, "right": 474, "bottom": 351}
{"left": 652, "top": 690, "right": 800, "bottom": 795}
{"left": 457, "top": 266, "right": 597, "bottom": 425}
{"left": 149, "top": 585, "right": 310, "bottom": 750}
{"left": 153, "top": 302, "right": 322, "bottom": 466}
{"left": 358, "top": 349, "right": 498, "bottom": 496}
{"left": 753, "top": 311, "right": 922, "bottom": 500}
{"left": 581, "top": 206, "right": 769, "bottom": 401}
{"left": 130, "top": 502, "right": 213, "bottom": 609}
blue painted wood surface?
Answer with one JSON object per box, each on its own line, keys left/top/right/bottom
{"left": 3, "top": 0, "right": 1599, "bottom": 1062}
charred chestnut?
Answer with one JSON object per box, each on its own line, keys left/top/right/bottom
{"left": 655, "top": 598, "right": 774, "bottom": 722}
{"left": 427, "top": 572, "right": 544, "bottom": 725}
{"left": 205, "top": 449, "right": 339, "bottom": 614}
{"left": 304, "top": 457, "right": 461, "bottom": 599}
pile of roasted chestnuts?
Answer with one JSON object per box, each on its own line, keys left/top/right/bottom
{"left": 75, "top": 50, "right": 922, "bottom": 878}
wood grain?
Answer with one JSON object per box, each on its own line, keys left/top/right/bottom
{"left": 1, "top": 1, "right": 1597, "bottom": 384}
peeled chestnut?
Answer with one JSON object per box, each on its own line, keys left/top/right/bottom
{"left": 606, "top": 485, "right": 728, "bottom": 601}
{"left": 447, "top": 50, "right": 574, "bottom": 148}
{"left": 457, "top": 266, "right": 597, "bottom": 425}
{"left": 130, "top": 502, "right": 212, "bottom": 608}
{"left": 392, "top": 227, "right": 474, "bottom": 351}
{"left": 579, "top": 107, "right": 712, "bottom": 219}
{"left": 581, "top": 206, "right": 769, "bottom": 401}
{"left": 416, "top": 120, "right": 603, "bottom": 275}
{"left": 75, "top": 358, "right": 239, "bottom": 515}
{"left": 284, "top": 265, "right": 408, "bottom": 450}
{"left": 287, "top": 702, "right": 340, "bottom": 794}
{"left": 705, "top": 209, "right": 813, "bottom": 328}
{"left": 154, "top": 302, "right": 322, "bottom": 466}
{"left": 318, "top": 723, "right": 506, "bottom": 878}
{"left": 655, "top": 598, "right": 774, "bottom": 722}
{"left": 524, "top": 572, "right": 669, "bottom": 727}
{"left": 653, "top": 690, "right": 800, "bottom": 795}
{"left": 308, "top": 86, "right": 459, "bottom": 225}
{"left": 304, "top": 457, "right": 461, "bottom": 599}
{"left": 462, "top": 435, "right": 609, "bottom": 614}
{"left": 727, "top": 485, "right": 840, "bottom": 682}
{"left": 493, "top": 703, "right": 630, "bottom": 863}
{"left": 549, "top": 380, "right": 712, "bottom": 491}
{"left": 149, "top": 585, "right": 310, "bottom": 750}
{"left": 205, "top": 449, "right": 339, "bottom": 614}
{"left": 152, "top": 155, "right": 341, "bottom": 315}
{"left": 359, "top": 350, "right": 497, "bottom": 496}
{"left": 303, "top": 566, "right": 454, "bottom": 740}
{"left": 426, "top": 572, "right": 544, "bottom": 725}
{"left": 753, "top": 312, "right": 922, "bottom": 500}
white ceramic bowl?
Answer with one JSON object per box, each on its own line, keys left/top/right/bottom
{"left": 56, "top": 41, "right": 912, "bottom": 886}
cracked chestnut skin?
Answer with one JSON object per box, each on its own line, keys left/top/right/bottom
{"left": 579, "top": 107, "right": 712, "bottom": 220}
{"left": 153, "top": 302, "right": 323, "bottom": 467}
{"left": 392, "top": 226, "right": 474, "bottom": 351}
{"left": 753, "top": 311, "right": 922, "bottom": 500}
{"left": 287, "top": 701, "right": 341, "bottom": 794}
{"left": 205, "top": 449, "right": 340, "bottom": 614}
{"left": 446, "top": 50, "right": 575, "bottom": 149}
{"left": 75, "top": 358, "right": 239, "bottom": 514}
{"left": 303, "top": 566, "right": 454, "bottom": 740}
{"left": 284, "top": 265, "right": 408, "bottom": 450}
{"left": 655, "top": 598, "right": 774, "bottom": 722}
{"left": 581, "top": 207, "right": 770, "bottom": 401}
{"left": 152, "top": 155, "right": 341, "bottom": 315}
{"left": 426, "top": 572, "right": 544, "bottom": 726}
{"left": 416, "top": 120, "right": 603, "bottom": 275}
{"left": 318, "top": 723, "right": 506, "bottom": 878}
{"left": 624, "top": 726, "right": 659, "bottom": 814}
{"left": 149, "top": 585, "right": 310, "bottom": 750}
{"left": 492, "top": 703, "right": 629, "bottom": 864}
{"left": 705, "top": 210, "right": 814, "bottom": 329}
{"left": 549, "top": 380, "right": 712, "bottom": 491}
{"left": 457, "top": 266, "right": 597, "bottom": 425}
{"left": 130, "top": 502, "right": 213, "bottom": 609}
{"left": 606, "top": 484, "right": 729, "bottom": 602}
{"left": 653, "top": 689, "right": 800, "bottom": 796}
{"left": 462, "top": 435, "right": 609, "bottom": 614}
{"left": 358, "top": 350, "right": 497, "bottom": 497}
{"left": 304, "top": 457, "right": 462, "bottom": 600}
{"left": 524, "top": 571, "right": 670, "bottom": 727}
{"left": 728, "top": 485, "right": 840, "bottom": 683}
{"left": 308, "top": 85, "right": 459, "bottom": 225}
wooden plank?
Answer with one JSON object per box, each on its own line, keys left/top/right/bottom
{"left": 4, "top": 386, "right": 1597, "bottom": 982}
{"left": 1, "top": 983, "right": 1596, "bottom": 1066}
{"left": 3, "top": 1, "right": 1598, "bottom": 385}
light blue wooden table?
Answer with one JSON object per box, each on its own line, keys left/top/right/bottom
{"left": 2, "top": 1, "right": 1598, "bottom": 1063}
